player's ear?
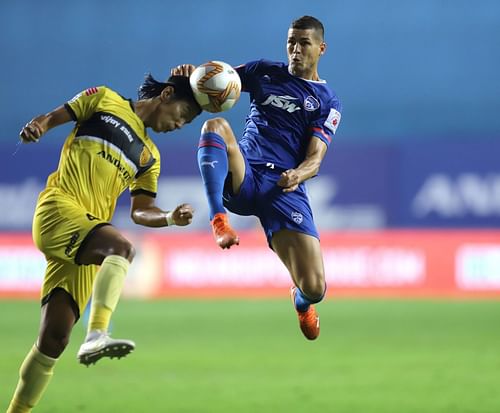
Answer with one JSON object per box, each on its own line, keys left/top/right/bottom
{"left": 319, "top": 42, "right": 326, "bottom": 57}
{"left": 160, "top": 85, "right": 175, "bottom": 102}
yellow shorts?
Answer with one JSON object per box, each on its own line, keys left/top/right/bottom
{"left": 33, "top": 189, "right": 109, "bottom": 317}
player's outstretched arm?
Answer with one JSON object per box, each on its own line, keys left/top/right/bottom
{"left": 277, "top": 137, "right": 328, "bottom": 193}
{"left": 19, "top": 105, "right": 73, "bottom": 143}
{"left": 131, "top": 194, "right": 194, "bottom": 227}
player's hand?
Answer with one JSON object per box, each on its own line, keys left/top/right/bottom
{"left": 19, "top": 117, "right": 47, "bottom": 143}
{"left": 170, "top": 64, "right": 196, "bottom": 77}
{"left": 172, "top": 203, "right": 194, "bottom": 226}
{"left": 277, "top": 169, "right": 300, "bottom": 192}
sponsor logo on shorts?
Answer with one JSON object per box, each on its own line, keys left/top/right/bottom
{"left": 65, "top": 231, "right": 80, "bottom": 257}
{"left": 291, "top": 211, "right": 303, "bottom": 224}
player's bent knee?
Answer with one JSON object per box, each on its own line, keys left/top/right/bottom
{"left": 125, "top": 242, "right": 136, "bottom": 262}
{"left": 300, "top": 279, "right": 326, "bottom": 303}
{"left": 39, "top": 329, "right": 71, "bottom": 358}
{"left": 99, "top": 239, "right": 135, "bottom": 263}
{"left": 111, "top": 240, "right": 135, "bottom": 262}
{"left": 202, "top": 117, "right": 232, "bottom": 137}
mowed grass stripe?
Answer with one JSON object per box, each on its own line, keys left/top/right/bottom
{"left": 1, "top": 299, "right": 499, "bottom": 413}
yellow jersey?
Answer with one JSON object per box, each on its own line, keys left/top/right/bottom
{"left": 42, "top": 86, "right": 160, "bottom": 221}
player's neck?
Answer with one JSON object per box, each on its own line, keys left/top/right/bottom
{"left": 298, "top": 72, "right": 321, "bottom": 82}
{"left": 310, "top": 72, "right": 321, "bottom": 81}
{"left": 289, "top": 66, "right": 321, "bottom": 81}
{"left": 304, "top": 66, "right": 321, "bottom": 81}
{"left": 134, "top": 99, "right": 154, "bottom": 126}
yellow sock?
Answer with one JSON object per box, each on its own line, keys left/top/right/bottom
{"left": 88, "top": 305, "right": 113, "bottom": 332}
{"left": 7, "top": 345, "right": 57, "bottom": 413}
{"left": 88, "top": 255, "right": 129, "bottom": 333}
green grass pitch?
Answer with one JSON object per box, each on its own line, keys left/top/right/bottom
{"left": 1, "top": 298, "right": 499, "bottom": 412}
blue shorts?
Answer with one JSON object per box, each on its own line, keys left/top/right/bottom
{"left": 222, "top": 155, "right": 319, "bottom": 247}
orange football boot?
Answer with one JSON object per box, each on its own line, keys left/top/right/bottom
{"left": 290, "top": 287, "right": 320, "bottom": 340}
{"left": 211, "top": 213, "right": 240, "bottom": 249}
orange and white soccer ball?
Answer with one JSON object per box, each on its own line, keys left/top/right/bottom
{"left": 189, "top": 61, "right": 241, "bottom": 113}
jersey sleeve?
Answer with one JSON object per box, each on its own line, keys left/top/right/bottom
{"left": 235, "top": 60, "right": 262, "bottom": 92}
{"left": 310, "top": 96, "right": 342, "bottom": 147}
{"left": 64, "top": 86, "right": 106, "bottom": 122}
{"left": 129, "top": 146, "right": 161, "bottom": 198}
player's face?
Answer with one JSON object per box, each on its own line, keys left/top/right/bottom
{"left": 154, "top": 99, "right": 200, "bottom": 133}
{"left": 287, "top": 28, "right": 325, "bottom": 79}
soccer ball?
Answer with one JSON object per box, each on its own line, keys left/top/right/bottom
{"left": 189, "top": 61, "right": 241, "bottom": 113}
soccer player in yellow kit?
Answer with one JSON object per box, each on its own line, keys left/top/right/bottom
{"left": 6, "top": 74, "right": 201, "bottom": 413}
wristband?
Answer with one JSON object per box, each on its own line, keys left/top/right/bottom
{"left": 165, "top": 211, "right": 175, "bottom": 226}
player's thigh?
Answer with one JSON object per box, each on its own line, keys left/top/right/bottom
{"left": 271, "top": 229, "right": 325, "bottom": 296}
{"left": 202, "top": 117, "right": 246, "bottom": 193}
{"left": 33, "top": 193, "right": 109, "bottom": 265}
{"left": 41, "top": 258, "right": 98, "bottom": 320}
{"left": 77, "top": 224, "right": 135, "bottom": 265}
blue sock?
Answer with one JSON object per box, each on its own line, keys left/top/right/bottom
{"left": 294, "top": 286, "right": 326, "bottom": 312}
{"left": 198, "top": 132, "right": 228, "bottom": 220}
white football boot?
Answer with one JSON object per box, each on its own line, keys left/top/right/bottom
{"left": 77, "top": 330, "right": 135, "bottom": 366}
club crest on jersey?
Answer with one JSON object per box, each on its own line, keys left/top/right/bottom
{"left": 304, "top": 96, "right": 320, "bottom": 111}
{"left": 139, "top": 146, "right": 152, "bottom": 167}
{"left": 291, "top": 211, "right": 303, "bottom": 224}
{"left": 261, "top": 95, "right": 301, "bottom": 113}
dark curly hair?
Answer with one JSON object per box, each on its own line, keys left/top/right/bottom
{"left": 138, "top": 73, "right": 201, "bottom": 112}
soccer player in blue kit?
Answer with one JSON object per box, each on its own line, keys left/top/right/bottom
{"left": 174, "top": 16, "right": 341, "bottom": 340}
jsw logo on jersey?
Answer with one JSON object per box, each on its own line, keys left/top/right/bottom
{"left": 261, "top": 95, "right": 301, "bottom": 113}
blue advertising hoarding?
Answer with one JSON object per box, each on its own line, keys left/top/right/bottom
{"left": 394, "top": 140, "right": 500, "bottom": 227}
{"left": 1, "top": 138, "right": 499, "bottom": 231}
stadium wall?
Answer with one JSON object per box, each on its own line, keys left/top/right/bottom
{"left": 2, "top": 140, "right": 500, "bottom": 231}
{"left": 1, "top": 230, "right": 500, "bottom": 299}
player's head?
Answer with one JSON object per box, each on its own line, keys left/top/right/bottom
{"left": 287, "top": 16, "right": 326, "bottom": 79}
{"left": 138, "top": 74, "right": 202, "bottom": 133}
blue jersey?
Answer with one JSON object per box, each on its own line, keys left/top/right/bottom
{"left": 235, "top": 59, "right": 342, "bottom": 171}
